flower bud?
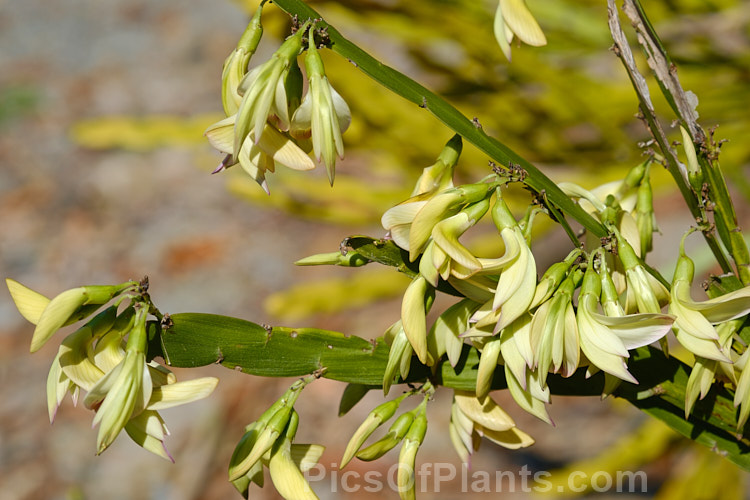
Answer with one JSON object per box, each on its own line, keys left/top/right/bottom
{"left": 295, "top": 251, "right": 369, "bottom": 267}
{"left": 221, "top": 6, "right": 264, "bottom": 116}
{"left": 356, "top": 411, "right": 415, "bottom": 461}
{"left": 397, "top": 411, "right": 427, "bottom": 500}
{"left": 30, "top": 282, "right": 135, "bottom": 352}
{"left": 341, "top": 396, "right": 406, "bottom": 468}
{"left": 476, "top": 336, "right": 501, "bottom": 400}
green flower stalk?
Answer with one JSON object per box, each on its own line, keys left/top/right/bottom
{"left": 493, "top": 0, "right": 547, "bottom": 61}
{"left": 290, "top": 29, "right": 352, "bottom": 185}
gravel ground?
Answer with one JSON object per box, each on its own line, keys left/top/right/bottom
{"left": 1, "top": 1, "right": 747, "bottom": 500}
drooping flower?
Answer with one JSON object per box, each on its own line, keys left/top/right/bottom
{"left": 493, "top": 0, "right": 547, "bottom": 61}
{"left": 267, "top": 411, "right": 321, "bottom": 500}
{"left": 669, "top": 238, "right": 750, "bottom": 361}
{"left": 452, "top": 391, "right": 534, "bottom": 453}
{"left": 400, "top": 276, "right": 435, "bottom": 365}
{"left": 419, "top": 199, "right": 488, "bottom": 286}
{"left": 233, "top": 25, "right": 308, "bottom": 156}
{"left": 529, "top": 268, "right": 582, "bottom": 387}
{"left": 290, "top": 30, "right": 351, "bottom": 185}
{"left": 577, "top": 253, "right": 674, "bottom": 384}
{"left": 616, "top": 230, "right": 669, "bottom": 315}
{"left": 487, "top": 189, "right": 536, "bottom": 330}
{"left": 204, "top": 114, "right": 314, "bottom": 193}
{"left": 381, "top": 136, "right": 462, "bottom": 249}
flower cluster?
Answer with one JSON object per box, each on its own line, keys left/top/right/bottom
{"left": 205, "top": 6, "right": 351, "bottom": 192}
{"left": 6, "top": 279, "right": 218, "bottom": 460}
{"left": 380, "top": 142, "right": 750, "bottom": 429}
{"left": 228, "top": 374, "right": 324, "bottom": 500}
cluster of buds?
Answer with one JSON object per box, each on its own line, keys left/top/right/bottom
{"left": 341, "top": 385, "right": 431, "bottom": 500}
{"left": 205, "top": 4, "right": 351, "bottom": 192}
{"left": 228, "top": 374, "right": 325, "bottom": 499}
{"left": 6, "top": 278, "right": 218, "bottom": 459}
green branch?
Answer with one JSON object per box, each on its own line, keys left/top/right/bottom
{"left": 153, "top": 312, "right": 750, "bottom": 470}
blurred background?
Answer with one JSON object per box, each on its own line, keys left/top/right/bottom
{"left": 1, "top": 0, "right": 749, "bottom": 498}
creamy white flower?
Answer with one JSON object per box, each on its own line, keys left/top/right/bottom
{"left": 493, "top": 0, "right": 547, "bottom": 61}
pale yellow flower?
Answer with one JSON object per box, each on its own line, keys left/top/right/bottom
{"left": 493, "top": 0, "right": 547, "bottom": 61}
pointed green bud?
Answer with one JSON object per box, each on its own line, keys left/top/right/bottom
{"left": 30, "top": 282, "right": 135, "bottom": 353}
{"left": 341, "top": 396, "right": 405, "bottom": 468}
{"left": 229, "top": 404, "right": 294, "bottom": 481}
{"left": 397, "top": 411, "right": 428, "bottom": 500}
{"left": 680, "top": 125, "right": 703, "bottom": 192}
{"left": 294, "top": 251, "right": 369, "bottom": 267}
{"left": 635, "top": 164, "right": 657, "bottom": 256}
{"left": 613, "top": 159, "right": 648, "bottom": 200}
{"left": 411, "top": 135, "right": 462, "bottom": 196}
{"left": 529, "top": 249, "right": 581, "bottom": 309}
{"left": 221, "top": 7, "right": 264, "bottom": 116}
{"left": 356, "top": 411, "right": 415, "bottom": 461}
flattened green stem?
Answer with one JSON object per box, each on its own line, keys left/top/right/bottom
{"left": 270, "top": 0, "right": 606, "bottom": 239}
